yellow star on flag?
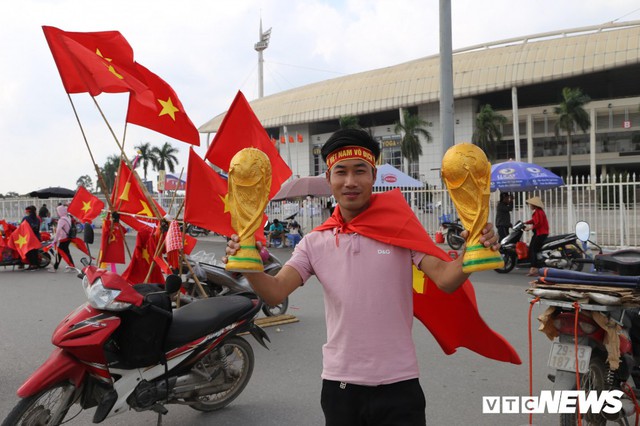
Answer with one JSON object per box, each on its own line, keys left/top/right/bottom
{"left": 14, "top": 233, "right": 28, "bottom": 249}
{"left": 220, "top": 193, "right": 230, "bottom": 214}
{"left": 81, "top": 200, "right": 92, "bottom": 213}
{"left": 136, "top": 201, "right": 154, "bottom": 217}
{"left": 157, "top": 97, "right": 179, "bottom": 121}
{"left": 118, "top": 182, "right": 131, "bottom": 202}
{"left": 95, "top": 48, "right": 124, "bottom": 79}
{"left": 142, "top": 248, "right": 150, "bottom": 263}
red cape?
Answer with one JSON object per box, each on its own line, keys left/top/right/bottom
{"left": 314, "top": 189, "right": 521, "bottom": 364}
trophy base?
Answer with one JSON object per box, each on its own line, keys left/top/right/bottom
{"left": 225, "top": 246, "right": 264, "bottom": 273}
{"left": 461, "top": 244, "right": 505, "bottom": 273}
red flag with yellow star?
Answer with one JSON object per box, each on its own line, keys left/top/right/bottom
{"left": 204, "top": 91, "right": 291, "bottom": 199}
{"left": 68, "top": 186, "right": 105, "bottom": 223}
{"left": 184, "top": 149, "right": 267, "bottom": 243}
{"left": 42, "top": 26, "right": 154, "bottom": 107}
{"left": 125, "top": 63, "right": 200, "bottom": 146}
{"left": 111, "top": 160, "right": 165, "bottom": 230}
{"left": 99, "top": 217, "right": 126, "bottom": 264}
{"left": 7, "top": 221, "right": 41, "bottom": 261}
{"left": 122, "top": 226, "right": 165, "bottom": 284}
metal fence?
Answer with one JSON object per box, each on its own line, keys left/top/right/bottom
{"left": 3, "top": 174, "right": 639, "bottom": 248}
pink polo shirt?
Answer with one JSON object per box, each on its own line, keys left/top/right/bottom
{"left": 286, "top": 229, "right": 426, "bottom": 386}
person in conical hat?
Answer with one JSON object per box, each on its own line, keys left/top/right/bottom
{"left": 524, "top": 196, "right": 549, "bottom": 276}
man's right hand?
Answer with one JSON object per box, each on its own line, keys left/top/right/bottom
{"left": 223, "top": 234, "right": 241, "bottom": 264}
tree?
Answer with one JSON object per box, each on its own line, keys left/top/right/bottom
{"left": 76, "top": 175, "right": 93, "bottom": 190}
{"left": 99, "top": 155, "right": 121, "bottom": 194}
{"left": 472, "top": 104, "right": 507, "bottom": 161}
{"left": 134, "top": 142, "right": 157, "bottom": 182}
{"left": 151, "top": 142, "right": 179, "bottom": 174}
{"left": 394, "top": 110, "right": 432, "bottom": 177}
{"left": 339, "top": 115, "right": 361, "bottom": 129}
{"left": 554, "top": 87, "right": 591, "bottom": 180}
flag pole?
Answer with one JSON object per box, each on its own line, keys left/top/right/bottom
{"left": 90, "top": 96, "right": 163, "bottom": 221}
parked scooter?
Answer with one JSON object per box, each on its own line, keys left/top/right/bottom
{"left": 529, "top": 221, "right": 640, "bottom": 425}
{"left": 2, "top": 260, "right": 270, "bottom": 425}
{"left": 494, "top": 220, "right": 587, "bottom": 273}
{"left": 440, "top": 218, "right": 465, "bottom": 250}
{"left": 0, "top": 239, "right": 52, "bottom": 269}
{"left": 185, "top": 223, "right": 211, "bottom": 237}
{"left": 183, "top": 252, "right": 288, "bottom": 317}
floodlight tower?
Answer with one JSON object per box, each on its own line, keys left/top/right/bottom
{"left": 254, "top": 18, "right": 272, "bottom": 99}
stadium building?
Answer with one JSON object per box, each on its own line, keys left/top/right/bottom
{"left": 199, "top": 20, "right": 640, "bottom": 187}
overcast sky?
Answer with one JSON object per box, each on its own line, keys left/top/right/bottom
{"left": 1, "top": 0, "right": 639, "bottom": 195}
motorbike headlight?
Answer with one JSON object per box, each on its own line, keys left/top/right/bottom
{"left": 83, "top": 277, "right": 131, "bottom": 311}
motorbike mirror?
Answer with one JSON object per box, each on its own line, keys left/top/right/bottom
{"left": 165, "top": 274, "right": 182, "bottom": 294}
{"left": 84, "top": 224, "right": 94, "bottom": 244}
{"left": 575, "top": 221, "right": 590, "bottom": 242}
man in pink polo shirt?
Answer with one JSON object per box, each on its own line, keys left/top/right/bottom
{"left": 225, "top": 128, "right": 501, "bottom": 426}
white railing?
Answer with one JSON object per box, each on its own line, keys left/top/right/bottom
{"left": 3, "top": 175, "right": 638, "bottom": 248}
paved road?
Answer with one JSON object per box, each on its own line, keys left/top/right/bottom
{"left": 0, "top": 238, "right": 560, "bottom": 425}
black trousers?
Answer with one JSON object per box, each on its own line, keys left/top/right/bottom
{"left": 321, "top": 378, "right": 426, "bottom": 426}
{"left": 529, "top": 234, "right": 547, "bottom": 268}
{"left": 54, "top": 240, "right": 74, "bottom": 269}
{"left": 497, "top": 226, "right": 510, "bottom": 242}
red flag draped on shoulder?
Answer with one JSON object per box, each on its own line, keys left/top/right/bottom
{"left": 68, "top": 186, "right": 105, "bottom": 223}
{"left": 42, "top": 26, "right": 154, "bottom": 107}
{"left": 313, "top": 189, "right": 521, "bottom": 365}
{"left": 184, "top": 148, "right": 266, "bottom": 243}
{"left": 111, "top": 160, "right": 165, "bottom": 230}
{"left": 126, "top": 63, "right": 200, "bottom": 146}
{"left": 204, "top": 91, "right": 291, "bottom": 199}
{"left": 8, "top": 221, "right": 41, "bottom": 261}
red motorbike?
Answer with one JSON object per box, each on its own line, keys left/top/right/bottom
{"left": 2, "top": 265, "right": 269, "bottom": 425}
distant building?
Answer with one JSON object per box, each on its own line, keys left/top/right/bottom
{"left": 200, "top": 21, "right": 640, "bottom": 186}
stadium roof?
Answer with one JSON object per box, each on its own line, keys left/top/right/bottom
{"left": 199, "top": 20, "right": 640, "bottom": 133}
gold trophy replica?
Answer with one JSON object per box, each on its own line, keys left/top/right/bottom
{"left": 225, "top": 148, "right": 272, "bottom": 272}
{"left": 441, "top": 143, "right": 504, "bottom": 273}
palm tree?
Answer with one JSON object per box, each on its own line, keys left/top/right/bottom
{"left": 472, "top": 104, "right": 507, "bottom": 161}
{"left": 100, "top": 155, "right": 121, "bottom": 193}
{"left": 394, "top": 110, "right": 432, "bottom": 177}
{"left": 554, "top": 87, "right": 591, "bottom": 180}
{"left": 339, "top": 115, "right": 360, "bottom": 129}
{"left": 134, "top": 142, "right": 157, "bottom": 182}
{"left": 151, "top": 142, "right": 179, "bottom": 174}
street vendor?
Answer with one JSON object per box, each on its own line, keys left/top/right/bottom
{"left": 224, "top": 128, "right": 519, "bottom": 425}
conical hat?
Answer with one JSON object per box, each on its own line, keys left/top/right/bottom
{"left": 526, "top": 196, "right": 545, "bottom": 209}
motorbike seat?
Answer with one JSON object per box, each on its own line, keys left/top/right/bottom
{"left": 164, "top": 295, "right": 255, "bottom": 350}
{"left": 542, "top": 233, "right": 574, "bottom": 244}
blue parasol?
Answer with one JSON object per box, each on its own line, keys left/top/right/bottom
{"left": 490, "top": 161, "right": 563, "bottom": 192}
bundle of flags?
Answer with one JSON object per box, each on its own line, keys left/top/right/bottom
{"left": 43, "top": 26, "right": 292, "bottom": 284}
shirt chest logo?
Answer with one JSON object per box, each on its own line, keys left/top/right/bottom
{"left": 377, "top": 249, "right": 391, "bottom": 255}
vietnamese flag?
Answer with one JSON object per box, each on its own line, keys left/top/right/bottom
{"left": 205, "top": 91, "right": 291, "bottom": 199}
{"left": 99, "top": 217, "right": 126, "bottom": 264}
{"left": 7, "top": 221, "right": 41, "bottom": 261}
{"left": 126, "top": 63, "right": 200, "bottom": 146}
{"left": 184, "top": 149, "right": 266, "bottom": 243}
{"left": 42, "top": 26, "right": 154, "bottom": 107}
{"left": 111, "top": 160, "right": 165, "bottom": 229}
{"left": 68, "top": 186, "right": 105, "bottom": 223}
{"left": 122, "top": 226, "right": 165, "bottom": 284}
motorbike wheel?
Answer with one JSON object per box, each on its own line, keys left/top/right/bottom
{"left": 494, "top": 251, "right": 516, "bottom": 273}
{"left": 187, "top": 227, "right": 200, "bottom": 237}
{"left": 559, "top": 356, "right": 608, "bottom": 426}
{"left": 262, "top": 297, "right": 289, "bottom": 316}
{"left": 188, "top": 336, "right": 254, "bottom": 412}
{"left": 447, "top": 230, "right": 464, "bottom": 250}
{"left": 38, "top": 252, "right": 51, "bottom": 269}
{"left": 2, "top": 381, "right": 76, "bottom": 426}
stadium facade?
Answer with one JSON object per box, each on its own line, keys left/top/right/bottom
{"left": 199, "top": 20, "right": 640, "bottom": 187}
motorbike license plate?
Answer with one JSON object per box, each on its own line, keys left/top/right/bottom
{"left": 547, "top": 342, "right": 592, "bottom": 374}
